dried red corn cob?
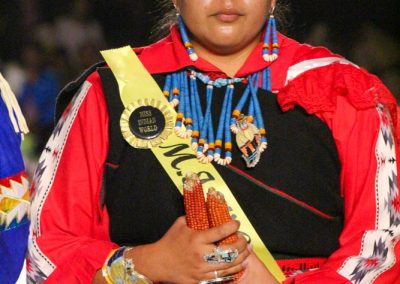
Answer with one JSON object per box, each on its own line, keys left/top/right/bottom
{"left": 183, "top": 172, "right": 210, "bottom": 230}
{"left": 206, "top": 188, "right": 244, "bottom": 282}
{"left": 206, "top": 188, "right": 238, "bottom": 244}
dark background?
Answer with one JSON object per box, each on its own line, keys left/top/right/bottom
{"left": 1, "top": 1, "right": 399, "bottom": 60}
{"left": 0, "top": 0, "right": 398, "bottom": 172}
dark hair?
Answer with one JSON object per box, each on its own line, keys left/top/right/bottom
{"left": 151, "top": 0, "right": 290, "bottom": 41}
{"left": 150, "top": 0, "right": 176, "bottom": 41}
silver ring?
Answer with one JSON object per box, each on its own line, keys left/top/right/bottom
{"left": 203, "top": 247, "right": 239, "bottom": 264}
{"left": 198, "top": 275, "right": 235, "bottom": 284}
{"left": 238, "top": 231, "right": 252, "bottom": 244}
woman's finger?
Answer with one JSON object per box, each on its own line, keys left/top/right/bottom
{"left": 219, "top": 234, "right": 248, "bottom": 253}
{"left": 200, "top": 220, "right": 240, "bottom": 243}
{"left": 200, "top": 263, "right": 245, "bottom": 283}
{"left": 204, "top": 244, "right": 249, "bottom": 271}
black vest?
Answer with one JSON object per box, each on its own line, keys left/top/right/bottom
{"left": 56, "top": 65, "right": 344, "bottom": 260}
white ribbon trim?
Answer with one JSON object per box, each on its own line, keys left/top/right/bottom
{"left": 285, "top": 57, "right": 358, "bottom": 86}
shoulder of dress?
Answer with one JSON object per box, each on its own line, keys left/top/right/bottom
{"left": 277, "top": 60, "right": 396, "bottom": 117}
{"left": 55, "top": 61, "right": 106, "bottom": 122}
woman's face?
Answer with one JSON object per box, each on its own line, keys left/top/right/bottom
{"left": 174, "top": 0, "right": 275, "bottom": 55}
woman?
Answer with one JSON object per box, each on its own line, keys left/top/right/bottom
{"left": 28, "top": 0, "right": 400, "bottom": 283}
{"left": 0, "top": 73, "right": 30, "bottom": 284}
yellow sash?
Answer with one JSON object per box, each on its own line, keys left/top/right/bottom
{"left": 101, "top": 46, "right": 285, "bottom": 282}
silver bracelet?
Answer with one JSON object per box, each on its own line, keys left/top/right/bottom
{"left": 123, "top": 247, "right": 153, "bottom": 284}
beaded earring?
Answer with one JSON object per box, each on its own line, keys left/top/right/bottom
{"left": 177, "top": 15, "right": 199, "bottom": 62}
{"left": 263, "top": 7, "right": 279, "bottom": 62}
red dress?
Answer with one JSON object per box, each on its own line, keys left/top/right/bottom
{"left": 28, "top": 26, "right": 400, "bottom": 283}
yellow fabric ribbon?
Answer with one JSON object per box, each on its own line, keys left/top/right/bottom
{"left": 101, "top": 46, "right": 285, "bottom": 282}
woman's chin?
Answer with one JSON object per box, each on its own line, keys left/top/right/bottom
{"left": 205, "top": 39, "right": 253, "bottom": 55}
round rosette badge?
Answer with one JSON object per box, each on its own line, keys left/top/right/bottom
{"left": 120, "top": 98, "right": 175, "bottom": 149}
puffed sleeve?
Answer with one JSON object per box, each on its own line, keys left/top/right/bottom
{"left": 278, "top": 63, "right": 400, "bottom": 283}
{"left": 27, "top": 72, "right": 118, "bottom": 283}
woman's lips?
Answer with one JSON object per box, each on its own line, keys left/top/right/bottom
{"left": 213, "top": 9, "right": 242, "bottom": 23}
{"left": 215, "top": 13, "right": 241, "bottom": 23}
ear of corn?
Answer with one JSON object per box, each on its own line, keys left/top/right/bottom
{"left": 206, "top": 188, "right": 238, "bottom": 244}
{"left": 183, "top": 174, "right": 244, "bottom": 282}
{"left": 206, "top": 187, "right": 244, "bottom": 282}
{"left": 183, "top": 172, "right": 210, "bottom": 230}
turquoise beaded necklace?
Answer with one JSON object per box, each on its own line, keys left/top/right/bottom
{"left": 162, "top": 68, "right": 271, "bottom": 167}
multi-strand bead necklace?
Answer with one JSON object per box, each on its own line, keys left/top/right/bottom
{"left": 162, "top": 67, "right": 271, "bottom": 167}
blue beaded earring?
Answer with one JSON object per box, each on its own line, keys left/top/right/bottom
{"left": 263, "top": 7, "right": 279, "bottom": 62}
{"left": 177, "top": 15, "right": 199, "bottom": 62}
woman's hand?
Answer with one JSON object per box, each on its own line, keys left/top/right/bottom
{"left": 236, "top": 247, "right": 279, "bottom": 284}
{"left": 129, "top": 216, "right": 250, "bottom": 284}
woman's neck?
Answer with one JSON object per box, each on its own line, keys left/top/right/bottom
{"left": 191, "top": 40, "right": 259, "bottom": 77}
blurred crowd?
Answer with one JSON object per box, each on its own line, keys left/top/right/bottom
{"left": 0, "top": 0, "right": 107, "bottom": 175}
{"left": 0, "top": 0, "right": 399, "bottom": 176}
